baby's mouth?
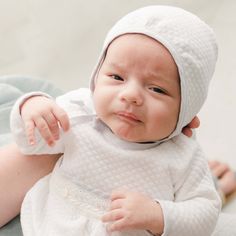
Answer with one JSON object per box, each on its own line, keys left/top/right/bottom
{"left": 116, "top": 111, "right": 142, "bottom": 123}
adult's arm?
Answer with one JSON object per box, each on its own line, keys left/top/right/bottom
{"left": 0, "top": 143, "right": 61, "bottom": 227}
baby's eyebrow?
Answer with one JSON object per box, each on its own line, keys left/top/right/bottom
{"left": 144, "top": 72, "right": 180, "bottom": 91}
{"left": 107, "top": 62, "right": 126, "bottom": 71}
{"left": 144, "top": 70, "right": 168, "bottom": 83}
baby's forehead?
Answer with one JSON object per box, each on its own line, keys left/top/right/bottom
{"left": 105, "top": 34, "right": 177, "bottom": 69}
{"left": 107, "top": 33, "right": 165, "bottom": 51}
{"left": 106, "top": 34, "right": 174, "bottom": 62}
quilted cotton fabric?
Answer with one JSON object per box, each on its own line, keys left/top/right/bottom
{"left": 90, "top": 5, "right": 218, "bottom": 139}
{"left": 10, "top": 89, "right": 221, "bottom": 236}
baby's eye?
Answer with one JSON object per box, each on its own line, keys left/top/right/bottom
{"left": 111, "top": 75, "right": 124, "bottom": 81}
{"left": 150, "top": 87, "right": 166, "bottom": 94}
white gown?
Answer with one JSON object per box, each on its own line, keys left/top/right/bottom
{"left": 10, "top": 89, "right": 221, "bottom": 236}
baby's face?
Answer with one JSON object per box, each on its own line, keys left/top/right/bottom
{"left": 93, "top": 34, "right": 180, "bottom": 142}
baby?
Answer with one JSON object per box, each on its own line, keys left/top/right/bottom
{"left": 11, "top": 5, "right": 221, "bottom": 236}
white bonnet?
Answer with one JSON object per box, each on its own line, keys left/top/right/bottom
{"left": 90, "top": 5, "right": 218, "bottom": 138}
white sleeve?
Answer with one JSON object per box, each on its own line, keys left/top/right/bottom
{"left": 157, "top": 145, "right": 221, "bottom": 236}
{"left": 10, "top": 88, "right": 93, "bottom": 155}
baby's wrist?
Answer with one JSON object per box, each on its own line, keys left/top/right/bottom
{"left": 146, "top": 201, "right": 164, "bottom": 236}
{"left": 19, "top": 95, "right": 48, "bottom": 114}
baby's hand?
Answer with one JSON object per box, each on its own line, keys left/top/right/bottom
{"left": 20, "top": 96, "right": 70, "bottom": 146}
{"left": 102, "top": 189, "right": 163, "bottom": 235}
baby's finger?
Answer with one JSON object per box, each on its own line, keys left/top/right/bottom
{"left": 102, "top": 209, "right": 124, "bottom": 223}
{"left": 106, "top": 218, "right": 127, "bottom": 233}
{"left": 43, "top": 113, "right": 60, "bottom": 140}
{"left": 25, "top": 119, "right": 36, "bottom": 145}
{"left": 52, "top": 106, "right": 70, "bottom": 132}
{"left": 34, "top": 117, "right": 55, "bottom": 146}
{"left": 110, "top": 188, "right": 127, "bottom": 201}
{"left": 110, "top": 199, "right": 123, "bottom": 210}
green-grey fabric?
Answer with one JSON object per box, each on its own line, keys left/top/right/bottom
{"left": 0, "top": 217, "right": 22, "bottom": 236}
{"left": 0, "top": 76, "right": 63, "bottom": 235}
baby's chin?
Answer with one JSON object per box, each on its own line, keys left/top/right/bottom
{"left": 112, "top": 127, "right": 137, "bottom": 142}
{"left": 113, "top": 126, "right": 151, "bottom": 143}
{"left": 113, "top": 127, "right": 171, "bottom": 144}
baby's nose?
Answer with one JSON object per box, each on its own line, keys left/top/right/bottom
{"left": 119, "top": 82, "right": 143, "bottom": 105}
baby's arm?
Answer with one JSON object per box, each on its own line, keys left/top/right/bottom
{"left": 0, "top": 143, "right": 60, "bottom": 227}
{"left": 1, "top": 93, "right": 66, "bottom": 227}
{"left": 102, "top": 189, "right": 163, "bottom": 235}
{"left": 11, "top": 88, "right": 93, "bottom": 155}
{"left": 1, "top": 93, "right": 68, "bottom": 227}
{"left": 102, "top": 146, "right": 221, "bottom": 236}
{"left": 20, "top": 95, "right": 69, "bottom": 147}
{"left": 157, "top": 145, "right": 221, "bottom": 236}
{"left": 1, "top": 88, "right": 92, "bottom": 227}
{"left": 10, "top": 93, "right": 69, "bottom": 155}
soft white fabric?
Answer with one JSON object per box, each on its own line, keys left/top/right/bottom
{"left": 10, "top": 89, "right": 221, "bottom": 236}
{"left": 90, "top": 5, "right": 218, "bottom": 139}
